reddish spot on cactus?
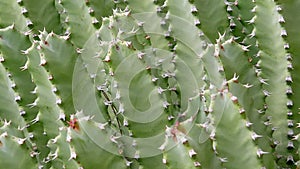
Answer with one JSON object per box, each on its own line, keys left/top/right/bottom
{"left": 68, "top": 118, "right": 79, "bottom": 131}
{"left": 220, "top": 45, "right": 224, "bottom": 51}
{"left": 44, "top": 40, "right": 49, "bottom": 46}
{"left": 171, "top": 121, "right": 186, "bottom": 142}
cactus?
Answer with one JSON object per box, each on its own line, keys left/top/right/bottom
{"left": 0, "top": 0, "right": 299, "bottom": 168}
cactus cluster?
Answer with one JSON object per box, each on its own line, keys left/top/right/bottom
{"left": 0, "top": 0, "right": 300, "bottom": 168}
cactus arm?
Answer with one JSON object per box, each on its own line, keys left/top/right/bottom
{"left": 25, "top": 44, "right": 80, "bottom": 168}
{"left": 22, "top": 0, "right": 63, "bottom": 34}
{"left": 0, "top": 27, "right": 38, "bottom": 122}
{"left": 25, "top": 45, "right": 63, "bottom": 131}
{"left": 275, "top": 0, "right": 300, "bottom": 137}
{"left": 0, "top": 58, "right": 37, "bottom": 168}
{"left": 219, "top": 40, "right": 276, "bottom": 168}
{"left": 254, "top": 0, "right": 291, "bottom": 166}
{"left": 213, "top": 94, "right": 262, "bottom": 169}
{"left": 0, "top": 62, "right": 28, "bottom": 136}
{"left": 38, "top": 31, "right": 76, "bottom": 117}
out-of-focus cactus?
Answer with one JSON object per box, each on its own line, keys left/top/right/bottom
{"left": 0, "top": 0, "right": 299, "bottom": 168}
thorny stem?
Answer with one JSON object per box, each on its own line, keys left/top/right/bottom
{"left": 101, "top": 91, "right": 123, "bottom": 134}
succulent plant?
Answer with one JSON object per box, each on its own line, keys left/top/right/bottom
{"left": 0, "top": 0, "right": 299, "bottom": 168}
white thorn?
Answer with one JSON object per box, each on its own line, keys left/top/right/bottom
{"left": 276, "top": 5, "right": 282, "bottom": 11}
{"left": 58, "top": 111, "right": 65, "bottom": 121}
{"left": 76, "top": 48, "right": 84, "bottom": 54}
{"left": 219, "top": 157, "right": 228, "bottom": 163}
{"left": 248, "top": 29, "right": 256, "bottom": 38}
{"left": 239, "top": 108, "right": 245, "bottom": 114}
{"left": 152, "top": 77, "right": 159, "bottom": 82}
{"left": 188, "top": 149, "right": 197, "bottom": 157}
{"left": 191, "top": 5, "right": 198, "bottom": 13}
{"left": 257, "top": 149, "right": 269, "bottom": 157}
{"left": 246, "top": 16, "right": 256, "bottom": 24}
{"left": 48, "top": 74, "right": 53, "bottom": 80}
{"left": 194, "top": 161, "right": 201, "bottom": 167}
{"left": 246, "top": 121, "right": 253, "bottom": 127}
{"left": 56, "top": 98, "right": 62, "bottom": 105}
{"left": 90, "top": 73, "right": 96, "bottom": 79}
{"left": 168, "top": 115, "right": 174, "bottom": 120}
{"left": 20, "top": 110, "right": 26, "bottom": 115}
{"left": 66, "top": 129, "right": 72, "bottom": 142}
{"left": 96, "top": 122, "right": 107, "bottom": 130}
{"left": 125, "top": 159, "right": 132, "bottom": 166}
{"left": 0, "top": 132, "right": 8, "bottom": 138}
{"left": 258, "top": 77, "right": 269, "bottom": 85}
{"left": 194, "top": 19, "right": 200, "bottom": 25}
{"left": 92, "top": 18, "right": 99, "bottom": 24}
{"left": 163, "top": 101, "right": 170, "bottom": 108}
{"left": 69, "top": 146, "right": 77, "bottom": 160}
{"left": 17, "top": 137, "right": 26, "bottom": 145}
{"left": 227, "top": 73, "right": 239, "bottom": 83}
{"left": 251, "top": 6, "right": 257, "bottom": 13}
{"left": 0, "top": 56, "right": 4, "bottom": 62}
{"left": 284, "top": 43, "right": 289, "bottom": 49}
{"left": 231, "top": 95, "right": 238, "bottom": 103}
{"left": 134, "top": 151, "right": 140, "bottom": 159}
{"left": 252, "top": 132, "right": 262, "bottom": 140}
{"left": 263, "top": 90, "right": 271, "bottom": 96}
{"left": 115, "top": 90, "right": 120, "bottom": 100}
{"left": 243, "top": 83, "right": 253, "bottom": 88}
{"left": 123, "top": 119, "right": 128, "bottom": 126}
{"left": 158, "top": 87, "right": 165, "bottom": 94}
{"left": 137, "top": 52, "right": 145, "bottom": 59}
{"left": 119, "top": 103, "right": 124, "bottom": 113}
{"left": 104, "top": 54, "right": 110, "bottom": 62}
{"left": 292, "top": 134, "right": 300, "bottom": 140}
{"left": 278, "top": 16, "right": 285, "bottom": 23}
{"left": 15, "top": 95, "right": 21, "bottom": 101}
{"left": 52, "top": 87, "right": 57, "bottom": 93}
{"left": 110, "top": 135, "right": 120, "bottom": 144}
{"left": 27, "top": 100, "right": 38, "bottom": 108}
{"left": 281, "top": 29, "right": 287, "bottom": 36}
